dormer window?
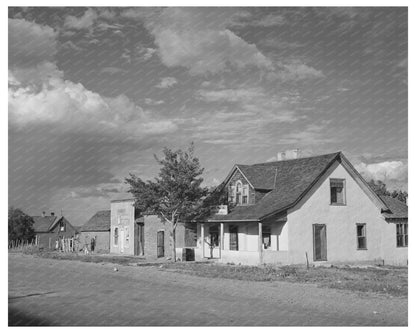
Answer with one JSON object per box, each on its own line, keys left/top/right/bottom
{"left": 236, "top": 181, "right": 242, "bottom": 204}
{"left": 229, "top": 180, "right": 249, "bottom": 206}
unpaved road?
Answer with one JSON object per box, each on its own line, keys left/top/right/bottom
{"left": 8, "top": 253, "right": 407, "bottom": 326}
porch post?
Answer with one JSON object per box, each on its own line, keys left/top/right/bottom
{"left": 258, "top": 222, "right": 263, "bottom": 264}
{"left": 201, "top": 223, "right": 205, "bottom": 258}
{"left": 220, "top": 223, "right": 224, "bottom": 257}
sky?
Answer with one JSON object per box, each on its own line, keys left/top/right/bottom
{"left": 8, "top": 7, "right": 408, "bottom": 225}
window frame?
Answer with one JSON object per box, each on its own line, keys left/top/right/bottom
{"left": 356, "top": 223, "right": 367, "bottom": 250}
{"left": 330, "top": 178, "right": 346, "bottom": 206}
{"left": 396, "top": 223, "right": 408, "bottom": 248}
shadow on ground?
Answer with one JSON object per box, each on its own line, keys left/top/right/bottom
{"left": 9, "top": 307, "right": 52, "bottom": 326}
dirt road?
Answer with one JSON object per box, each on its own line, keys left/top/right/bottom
{"left": 8, "top": 253, "right": 407, "bottom": 326}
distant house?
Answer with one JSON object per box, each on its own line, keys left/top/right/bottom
{"left": 110, "top": 198, "right": 196, "bottom": 260}
{"left": 195, "top": 152, "right": 408, "bottom": 266}
{"left": 32, "top": 212, "right": 78, "bottom": 249}
{"left": 80, "top": 210, "right": 111, "bottom": 253}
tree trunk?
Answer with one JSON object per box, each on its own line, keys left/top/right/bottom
{"left": 172, "top": 222, "right": 177, "bottom": 262}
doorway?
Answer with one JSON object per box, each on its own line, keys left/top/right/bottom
{"left": 157, "top": 231, "right": 164, "bottom": 258}
{"left": 204, "top": 225, "right": 220, "bottom": 258}
{"left": 136, "top": 223, "right": 144, "bottom": 256}
{"left": 313, "top": 224, "right": 327, "bottom": 261}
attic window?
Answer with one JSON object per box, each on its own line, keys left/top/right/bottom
{"left": 330, "top": 179, "right": 345, "bottom": 205}
{"left": 236, "top": 181, "right": 242, "bottom": 204}
{"left": 60, "top": 220, "right": 65, "bottom": 232}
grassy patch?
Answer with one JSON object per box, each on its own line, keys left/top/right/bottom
{"left": 158, "top": 262, "right": 408, "bottom": 297}
{"left": 13, "top": 250, "right": 407, "bottom": 297}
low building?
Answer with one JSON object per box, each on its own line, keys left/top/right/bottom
{"left": 195, "top": 152, "right": 408, "bottom": 266}
{"left": 32, "top": 212, "right": 78, "bottom": 249}
{"left": 110, "top": 198, "right": 196, "bottom": 259}
{"left": 79, "top": 210, "right": 111, "bottom": 253}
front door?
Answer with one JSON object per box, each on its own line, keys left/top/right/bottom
{"left": 136, "top": 223, "right": 144, "bottom": 256}
{"left": 120, "top": 229, "right": 125, "bottom": 253}
{"left": 313, "top": 224, "right": 327, "bottom": 261}
{"left": 157, "top": 231, "right": 164, "bottom": 258}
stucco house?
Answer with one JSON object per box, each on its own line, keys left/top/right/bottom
{"left": 195, "top": 152, "right": 408, "bottom": 266}
{"left": 79, "top": 210, "right": 111, "bottom": 253}
{"left": 32, "top": 212, "right": 78, "bottom": 249}
{"left": 110, "top": 198, "right": 197, "bottom": 260}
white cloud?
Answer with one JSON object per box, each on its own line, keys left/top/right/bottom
{"left": 268, "top": 60, "right": 324, "bottom": 82}
{"left": 142, "top": 8, "right": 272, "bottom": 75}
{"left": 156, "top": 77, "right": 178, "bottom": 89}
{"left": 64, "top": 8, "right": 98, "bottom": 30}
{"left": 9, "top": 65, "right": 177, "bottom": 140}
{"left": 144, "top": 98, "right": 165, "bottom": 105}
{"left": 355, "top": 161, "right": 408, "bottom": 183}
{"left": 197, "top": 88, "right": 265, "bottom": 103}
{"left": 9, "top": 18, "right": 58, "bottom": 67}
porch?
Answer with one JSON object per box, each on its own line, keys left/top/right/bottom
{"left": 196, "top": 217, "right": 289, "bottom": 265}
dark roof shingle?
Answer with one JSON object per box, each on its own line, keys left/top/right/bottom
{"left": 81, "top": 210, "right": 111, "bottom": 232}
{"left": 210, "top": 152, "right": 341, "bottom": 221}
{"left": 380, "top": 196, "right": 408, "bottom": 220}
{"left": 32, "top": 216, "right": 58, "bottom": 232}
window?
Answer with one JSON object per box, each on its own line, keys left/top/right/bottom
{"left": 236, "top": 182, "right": 242, "bottom": 204}
{"left": 114, "top": 227, "right": 119, "bottom": 246}
{"left": 396, "top": 223, "right": 408, "bottom": 247}
{"left": 185, "top": 223, "right": 197, "bottom": 247}
{"left": 356, "top": 224, "right": 367, "bottom": 250}
{"left": 330, "top": 179, "right": 345, "bottom": 205}
{"left": 262, "top": 226, "right": 271, "bottom": 249}
{"left": 242, "top": 185, "right": 248, "bottom": 204}
{"left": 60, "top": 221, "right": 65, "bottom": 232}
{"left": 229, "top": 225, "right": 239, "bottom": 251}
{"left": 229, "top": 184, "right": 236, "bottom": 204}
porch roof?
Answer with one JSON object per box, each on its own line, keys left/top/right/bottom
{"left": 380, "top": 195, "right": 408, "bottom": 220}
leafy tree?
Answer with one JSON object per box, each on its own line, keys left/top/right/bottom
{"left": 391, "top": 189, "right": 408, "bottom": 203}
{"left": 125, "top": 144, "right": 207, "bottom": 262}
{"left": 368, "top": 179, "right": 390, "bottom": 196}
{"left": 367, "top": 179, "right": 408, "bottom": 203}
{"left": 8, "top": 207, "right": 35, "bottom": 243}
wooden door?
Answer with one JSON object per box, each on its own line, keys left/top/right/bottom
{"left": 229, "top": 225, "right": 239, "bottom": 251}
{"left": 138, "top": 224, "right": 144, "bottom": 256}
{"left": 313, "top": 224, "right": 327, "bottom": 261}
{"left": 157, "top": 231, "right": 164, "bottom": 258}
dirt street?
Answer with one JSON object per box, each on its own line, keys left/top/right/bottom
{"left": 8, "top": 253, "right": 407, "bottom": 326}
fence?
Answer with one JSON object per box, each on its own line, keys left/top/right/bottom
{"left": 9, "top": 236, "right": 77, "bottom": 252}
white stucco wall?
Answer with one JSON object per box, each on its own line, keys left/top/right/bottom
{"left": 110, "top": 200, "right": 135, "bottom": 255}
{"left": 286, "top": 161, "right": 407, "bottom": 265}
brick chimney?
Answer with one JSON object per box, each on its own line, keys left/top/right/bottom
{"left": 277, "top": 149, "right": 301, "bottom": 161}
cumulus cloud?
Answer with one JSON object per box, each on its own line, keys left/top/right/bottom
{"left": 9, "top": 71, "right": 177, "bottom": 140}
{"left": 64, "top": 8, "right": 98, "bottom": 30}
{"left": 141, "top": 8, "right": 272, "bottom": 75}
{"left": 156, "top": 77, "right": 178, "bottom": 88}
{"left": 269, "top": 60, "right": 324, "bottom": 82}
{"left": 355, "top": 161, "right": 408, "bottom": 183}
{"left": 9, "top": 18, "right": 58, "bottom": 67}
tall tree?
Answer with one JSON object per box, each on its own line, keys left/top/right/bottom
{"left": 8, "top": 207, "right": 35, "bottom": 243}
{"left": 125, "top": 144, "right": 207, "bottom": 262}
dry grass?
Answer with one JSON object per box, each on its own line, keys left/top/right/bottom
{"left": 17, "top": 250, "right": 407, "bottom": 297}
{"left": 159, "top": 262, "right": 408, "bottom": 297}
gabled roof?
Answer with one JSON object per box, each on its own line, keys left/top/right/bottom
{"left": 380, "top": 196, "right": 408, "bottom": 220}
{"left": 81, "top": 210, "right": 111, "bottom": 232}
{"left": 209, "top": 152, "right": 387, "bottom": 222}
{"left": 32, "top": 216, "right": 59, "bottom": 232}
